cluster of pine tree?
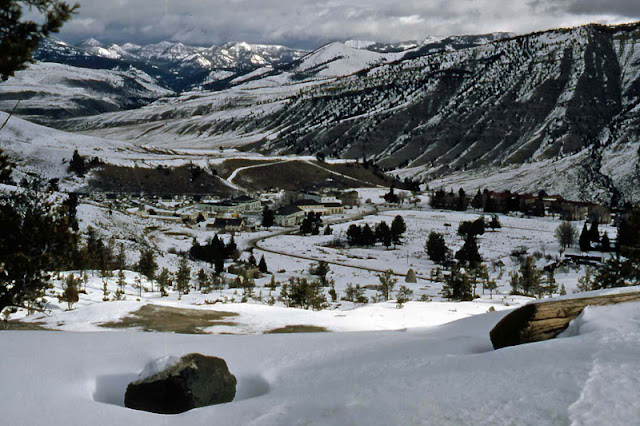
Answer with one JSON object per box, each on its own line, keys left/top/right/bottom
{"left": 508, "top": 256, "right": 559, "bottom": 298}
{"left": 578, "top": 221, "right": 611, "bottom": 252}
{"left": 300, "top": 212, "right": 323, "bottom": 235}
{"left": 189, "top": 235, "right": 239, "bottom": 274}
{"left": 346, "top": 215, "right": 406, "bottom": 248}
{"left": 279, "top": 277, "right": 326, "bottom": 310}
{"left": 591, "top": 207, "right": 640, "bottom": 289}
{"left": 67, "top": 150, "right": 102, "bottom": 177}
{"left": 423, "top": 219, "right": 501, "bottom": 301}
{"left": 0, "top": 180, "right": 79, "bottom": 313}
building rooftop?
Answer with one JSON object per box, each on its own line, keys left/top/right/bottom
{"left": 276, "top": 205, "right": 303, "bottom": 216}
{"left": 295, "top": 199, "right": 324, "bottom": 206}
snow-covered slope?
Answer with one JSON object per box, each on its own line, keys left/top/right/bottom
{"left": 289, "top": 41, "right": 404, "bottom": 80}
{"left": 0, "top": 62, "right": 173, "bottom": 123}
{"left": 1, "top": 297, "right": 639, "bottom": 425}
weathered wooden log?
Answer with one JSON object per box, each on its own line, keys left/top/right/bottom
{"left": 490, "top": 292, "right": 640, "bottom": 349}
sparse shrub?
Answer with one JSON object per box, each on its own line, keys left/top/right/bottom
{"left": 58, "top": 274, "right": 80, "bottom": 310}
{"left": 396, "top": 285, "right": 413, "bottom": 308}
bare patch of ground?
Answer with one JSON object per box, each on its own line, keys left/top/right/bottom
{"left": 234, "top": 160, "right": 383, "bottom": 192}
{"left": 90, "top": 164, "right": 235, "bottom": 196}
{"left": 265, "top": 325, "right": 329, "bottom": 334}
{"left": 99, "top": 304, "right": 239, "bottom": 334}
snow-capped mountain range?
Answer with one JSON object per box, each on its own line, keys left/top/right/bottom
{"left": 2, "top": 24, "right": 640, "bottom": 204}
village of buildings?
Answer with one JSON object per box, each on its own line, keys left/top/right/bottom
{"left": 117, "top": 188, "right": 357, "bottom": 231}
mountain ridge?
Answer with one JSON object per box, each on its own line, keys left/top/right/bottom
{"left": 2, "top": 23, "right": 639, "bottom": 204}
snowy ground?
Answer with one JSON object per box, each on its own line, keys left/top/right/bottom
{"left": 2, "top": 294, "right": 639, "bottom": 425}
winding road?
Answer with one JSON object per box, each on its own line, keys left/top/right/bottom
{"left": 247, "top": 206, "right": 559, "bottom": 280}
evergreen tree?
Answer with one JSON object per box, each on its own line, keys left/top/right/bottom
{"left": 300, "top": 212, "right": 313, "bottom": 235}
{"left": 68, "top": 149, "right": 86, "bottom": 176}
{"left": 196, "top": 268, "right": 208, "bottom": 292}
{"left": 137, "top": 248, "right": 157, "bottom": 282}
{"left": 0, "top": 0, "right": 78, "bottom": 81}
{"left": 262, "top": 206, "right": 275, "bottom": 229}
{"left": 267, "top": 275, "right": 278, "bottom": 291}
{"left": 441, "top": 263, "right": 472, "bottom": 301}
{"left": 457, "top": 218, "right": 485, "bottom": 239}
{"left": 361, "top": 223, "right": 375, "bottom": 247}
{"left": 58, "top": 274, "right": 80, "bottom": 310}
{"left": 258, "top": 255, "right": 268, "bottom": 273}
{"left": 600, "top": 232, "right": 611, "bottom": 252}
{"left": 376, "top": 221, "right": 392, "bottom": 249}
{"left": 519, "top": 256, "right": 541, "bottom": 296}
{"left": 115, "top": 270, "right": 126, "bottom": 300}
{"left": 456, "top": 188, "right": 468, "bottom": 211}
{"left": 395, "top": 285, "right": 413, "bottom": 308}
{"left": 455, "top": 233, "right": 482, "bottom": 268}
{"left": 425, "top": 231, "right": 449, "bottom": 264}
{"left": 310, "top": 261, "right": 330, "bottom": 286}
{"left": 509, "top": 270, "right": 521, "bottom": 295}
{"left": 280, "top": 277, "right": 326, "bottom": 310}
{"left": 248, "top": 253, "right": 257, "bottom": 266}
{"left": 383, "top": 185, "right": 399, "bottom": 204}
{"left": 471, "top": 190, "right": 483, "bottom": 209}
{"left": 594, "top": 255, "right": 628, "bottom": 289}
{"left": 210, "top": 234, "right": 223, "bottom": 264}
{"left": 390, "top": 215, "right": 406, "bottom": 247}
{"left": 588, "top": 221, "right": 600, "bottom": 245}
{"left": 577, "top": 267, "right": 595, "bottom": 293}
{"left": 215, "top": 256, "right": 225, "bottom": 274}
{"left": 579, "top": 222, "right": 591, "bottom": 252}
{"left": 175, "top": 258, "right": 191, "bottom": 297}
{"left": 343, "top": 283, "right": 366, "bottom": 303}
{"left": 0, "top": 187, "right": 77, "bottom": 313}
{"left": 539, "top": 270, "right": 558, "bottom": 297}
{"left": 324, "top": 225, "right": 333, "bottom": 235}
{"left": 430, "top": 189, "right": 446, "bottom": 209}
{"left": 376, "top": 270, "right": 397, "bottom": 301}
{"left": 225, "top": 235, "right": 239, "bottom": 260}
{"left": 0, "top": 149, "right": 14, "bottom": 184}
{"left": 346, "top": 224, "right": 362, "bottom": 246}
{"left": 489, "top": 215, "right": 502, "bottom": 230}
{"left": 156, "top": 268, "right": 171, "bottom": 297}
{"left": 484, "top": 276, "right": 498, "bottom": 299}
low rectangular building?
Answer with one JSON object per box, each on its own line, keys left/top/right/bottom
{"left": 275, "top": 205, "right": 305, "bottom": 227}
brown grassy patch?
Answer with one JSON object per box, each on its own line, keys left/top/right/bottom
{"left": 1, "top": 321, "right": 52, "bottom": 331}
{"left": 234, "top": 160, "right": 383, "bottom": 192}
{"left": 99, "top": 304, "right": 239, "bottom": 334}
{"left": 265, "top": 325, "right": 329, "bottom": 334}
{"left": 90, "top": 164, "right": 235, "bottom": 196}
{"left": 320, "top": 162, "right": 394, "bottom": 187}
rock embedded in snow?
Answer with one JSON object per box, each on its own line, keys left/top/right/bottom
{"left": 490, "top": 291, "right": 640, "bottom": 349}
{"left": 124, "top": 353, "right": 237, "bottom": 414}
{"left": 405, "top": 269, "right": 417, "bottom": 283}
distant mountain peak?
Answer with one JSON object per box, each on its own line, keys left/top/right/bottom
{"left": 81, "top": 38, "right": 102, "bottom": 47}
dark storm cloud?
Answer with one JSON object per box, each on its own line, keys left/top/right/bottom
{"left": 57, "top": 0, "right": 640, "bottom": 48}
{"left": 565, "top": 0, "right": 640, "bottom": 17}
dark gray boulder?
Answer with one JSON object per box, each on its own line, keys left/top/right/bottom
{"left": 124, "top": 353, "right": 236, "bottom": 414}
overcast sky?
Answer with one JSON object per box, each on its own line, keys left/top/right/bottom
{"left": 57, "top": 0, "right": 640, "bottom": 49}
